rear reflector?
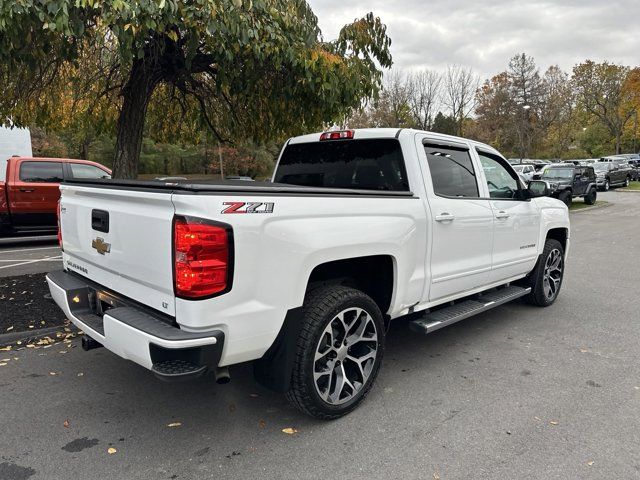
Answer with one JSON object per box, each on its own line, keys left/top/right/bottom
{"left": 320, "top": 130, "right": 354, "bottom": 141}
{"left": 173, "top": 216, "right": 233, "bottom": 299}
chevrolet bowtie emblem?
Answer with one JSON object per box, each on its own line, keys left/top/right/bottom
{"left": 92, "top": 237, "right": 111, "bottom": 255}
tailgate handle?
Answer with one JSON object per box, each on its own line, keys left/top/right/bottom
{"left": 92, "top": 209, "right": 110, "bottom": 233}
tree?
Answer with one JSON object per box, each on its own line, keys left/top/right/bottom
{"left": 508, "top": 53, "right": 544, "bottom": 158}
{"left": 431, "top": 112, "right": 457, "bottom": 135}
{"left": 443, "top": 65, "right": 479, "bottom": 136}
{"left": 572, "top": 61, "right": 635, "bottom": 154}
{"left": 407, "top": 70, "right": 441, "bottom": 130}
{"left": 0, "top": 1, "right": 392, "bottom": 178}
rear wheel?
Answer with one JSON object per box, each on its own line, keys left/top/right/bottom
{"left": 525, "top": 239, "right": 565, "bottom": 307}
{"left": 584, "top": 188, "right": 597, "bottom": 205}
{"left": 286, "top": 285, "right": 385, "bottom": 419}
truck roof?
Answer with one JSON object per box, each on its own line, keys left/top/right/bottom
{"left": 287, "top": 128, "right": 501, "bottom": 156}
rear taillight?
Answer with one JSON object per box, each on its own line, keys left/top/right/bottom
{"left": 173, "top": 216, "right": 233, "bottom": 299}
{"left": 56, "top": 200, "right": 63, "bottom": 250}
{"left": 320, "top": 129, "right": 354, "bottom": 141}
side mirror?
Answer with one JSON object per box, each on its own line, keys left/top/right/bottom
{"left": 527, "top": 180, "right": 549, "bottom": 198}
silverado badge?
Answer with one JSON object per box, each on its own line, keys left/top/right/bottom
{"left": 92, "top": 237, "right": 111, "bottom": 255}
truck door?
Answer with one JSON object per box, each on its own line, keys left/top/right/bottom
{"left": 475, "top": 150, "right": 540, "bottom": 284}
{"left": 8, "top": 159, "right": 63, "bottom": 228}
{"left": 419, "top": 139, "right": 494, "bottom": 302}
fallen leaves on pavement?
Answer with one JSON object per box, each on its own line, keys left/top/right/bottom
{"left": 549, "top": 421, "right": 559, "bottom": 426}
{"left": 63, "top": 420, "right": 70, "bottom": 428}
{"left": 107, "top": 447, "right": 117, "bottom": 455}
{"left": 587, "top": 460, "right": 594, "bottom": 466}
{"left": 167, "top": 422, "right": 182, "bottom": 428}
{"left": 281, "top": 427, "right": 298, "bottom": 435}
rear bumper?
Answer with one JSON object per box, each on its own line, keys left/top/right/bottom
{"left": 46, "top": 270, "right": 224, "bottom": 380}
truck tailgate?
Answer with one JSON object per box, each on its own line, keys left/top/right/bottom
{"left": 59, "top": 184, "right": 176, "bottom": 316}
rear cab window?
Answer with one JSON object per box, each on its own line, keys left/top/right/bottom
{"left": 19, "top": 161, "right": 63, "bottom": 183}
{"left": 274, "top": 138, "right": 409, "bottom": 191}
{"left": 424, "top": 144, "right": 479, "bottom": 198}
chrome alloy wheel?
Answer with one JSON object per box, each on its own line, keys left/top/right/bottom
{"left": 313, "top": 307, "right": 378, "bottom": 405}
{"left": 543, "top": 248, "right": 563, "bottom": 301}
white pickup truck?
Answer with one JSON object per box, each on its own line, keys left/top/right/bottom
{"left": 47, "top": 128, "right": 569, "bottom": 419}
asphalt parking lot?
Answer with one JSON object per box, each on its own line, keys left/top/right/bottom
{"left": 0, "top": 191, "right": 639, "bottom": 480}
{"left": 0, "top": 240, "right": 61, "bottom": 278}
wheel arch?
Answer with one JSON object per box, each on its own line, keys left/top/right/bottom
{"left": 546, "top": 227, "right": 568, "bottom": 252}
{"left": 254, "top": 254, "right": 396, "bottom": 393}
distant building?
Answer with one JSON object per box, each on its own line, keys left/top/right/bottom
{"left": 0, "top": 126, "right": 32, "bottom": 181}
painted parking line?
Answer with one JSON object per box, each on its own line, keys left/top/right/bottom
{"left": 0, "top": 246, "right": 61, "bottom": 255}
{"left": 0, "top": 256, "right": 62, "bottom": 270}
{"left": 0, "top": 259, "right": 62, "bottom": 262}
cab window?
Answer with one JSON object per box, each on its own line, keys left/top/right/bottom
{"left": 424, "top": 144, "right": 478, "bottom": 198}
{"left": 19, "top": 161, "right": 63, "bottom": 183}
{"left": 69, "top": 163, "right": 111, "bottom": 179}
{"left": 477, "top": 151, "right": 520, "bottom": 199}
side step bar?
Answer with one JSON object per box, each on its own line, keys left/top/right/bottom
{"left": 409, "top": 285, "right": 531, "bottom": 334}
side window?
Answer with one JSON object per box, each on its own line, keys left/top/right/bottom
{"left": 69, "top": 163, "right": 111, "bottom": 179}
{"left": 424, "top": 144, "right": 478, "bottom": 198}
{"left": 19, "top": 161, "right": 63, "bottom": 183}
{"left": 477, "top": 151, "right": 520, "bottom": 199}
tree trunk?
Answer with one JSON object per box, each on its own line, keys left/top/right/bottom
{"left": 615, "top": 133, "right": 621, "bottom": 154}
{"left": 112, "top": 59, "right": 162, "bottom": 179}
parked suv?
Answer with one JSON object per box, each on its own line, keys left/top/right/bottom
{"left": 541, "top": 164, "right": 597, "bottom": 206}
{"left": 593, "top": 162, "right": 632, "bottom": 191}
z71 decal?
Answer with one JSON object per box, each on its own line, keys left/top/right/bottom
{"left": 222, "top": 202, "right": 275, "bottom": 214}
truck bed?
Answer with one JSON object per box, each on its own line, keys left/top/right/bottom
{"left": 63, "top": 178, "right": 415, "bottom": 197}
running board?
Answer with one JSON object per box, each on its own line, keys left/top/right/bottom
{"left": 409, "top": 285, "right": 531, "bottom": 334}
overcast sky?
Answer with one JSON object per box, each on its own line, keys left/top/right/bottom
{"left": 307, "top": 0, "right": 639, "bottom": 79}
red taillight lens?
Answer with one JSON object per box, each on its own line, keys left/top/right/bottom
{"left": 56, "top": 200, "right": 63, "bottom": 249}
{"left": 173, "top": 216, "right": 233, "bottom": 299}
{"left": 320, "top": 129, "right": 354, "bottom": 141}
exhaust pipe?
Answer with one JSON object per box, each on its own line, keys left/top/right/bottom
{"left": 81, "top": 335, "right": 103, "bottom": 351}
{"left": 214, "top": 366, "right": 230, "bottom": 384}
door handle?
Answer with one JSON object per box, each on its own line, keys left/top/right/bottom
{"left": 495, "top": 211, "right": 510, "bottom": 219}
{"left": 19, "top": 188, "right": 35, "bottom": 193}
{"left": 435, "top": 213, "right": 455, "bottom": 222}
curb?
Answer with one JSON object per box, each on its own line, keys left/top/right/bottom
{"left": 0, "top": 324, "right": 78, "bottom": 347}
{"left": 614, "top": 189, "right": 640, "bottom": 193}
{"left": 570, "top": 201, "right": 612, "bottom": 214}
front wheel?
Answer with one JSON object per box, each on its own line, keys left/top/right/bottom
{"left": 286, "top": 285, "right": 385, "bottom": 419}
{"left": 558, "top": 190, "right": 572, "bottom": 207}
{"left": 525, "top": 239, "right": 565, "bottom": 307}
{"left": 584, "top": 188, "right": 597, "bottom": 205}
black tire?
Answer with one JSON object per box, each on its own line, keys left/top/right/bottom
{"left": 558, "top": 190, "right": 572, "bottom": 207}
{"left": 584, "top": 188, "right": 597, "bottom": 205}
{"left": 524, "top": 238, "right": 565, "bottom": 307}
{"left": 285, "top": 285, "right": 385, "bottom": 420}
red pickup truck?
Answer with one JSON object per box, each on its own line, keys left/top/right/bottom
{"left": 0, "top": 156, "right": 111, "bottom": 236}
